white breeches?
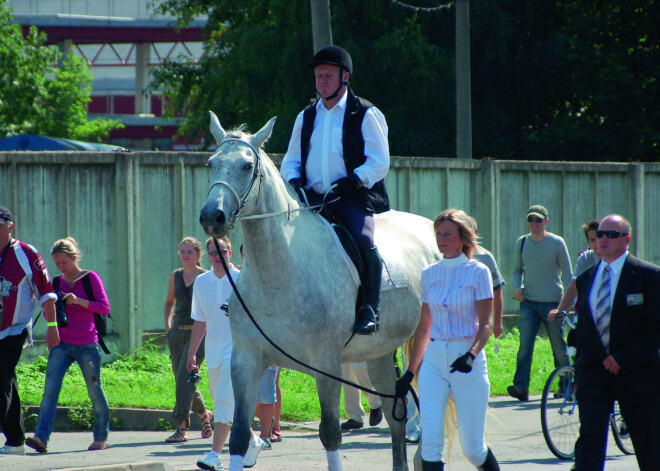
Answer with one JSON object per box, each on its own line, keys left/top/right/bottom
{"left": 418, "top": 338, "right": 490, "bottom": 465}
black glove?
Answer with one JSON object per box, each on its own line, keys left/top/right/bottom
{"left": 395, "top": 370, "right": 415, "bottom": 397}
{"left": 288, "top": 178, "right": 305, "bottom": 200}
{"left": 450, "top": 352, "right": 475, "bottom": 373}
{"left": 332, "top": 174, "right": 361, "bottom": 198}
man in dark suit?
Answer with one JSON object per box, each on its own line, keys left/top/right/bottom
{"left": 573, "top": 214, "right": 660, "bottom": 471}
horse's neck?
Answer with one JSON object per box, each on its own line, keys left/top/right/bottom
{"left": 241, "top": 172, "right": 329, "bottom": 276}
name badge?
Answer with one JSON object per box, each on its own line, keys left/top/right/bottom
{"left": 626, "top": 293, "right": 644, "bottom": 306}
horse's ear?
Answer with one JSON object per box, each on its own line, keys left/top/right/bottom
{"left": 209, "top": 111, "right": 226, "bottom": 144}
{"left": 250, "top": 117, "right": 277, "bottom": 150}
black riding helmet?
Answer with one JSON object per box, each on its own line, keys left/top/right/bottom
{"left": 308, "top": 45, "right": 352, "bottom": 100}
{"left": 308, "top": 45, "right": 353, "bottom": 76}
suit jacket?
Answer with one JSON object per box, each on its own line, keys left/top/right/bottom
{"left": 575, "top": 253, "right": 660, "bottom": 399}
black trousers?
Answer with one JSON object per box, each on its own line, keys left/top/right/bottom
{"left": 575, "top": 379, "right": 660, "bottom": 471}
{"left": 0, "top": 328, "right": 28, "bottom": 446}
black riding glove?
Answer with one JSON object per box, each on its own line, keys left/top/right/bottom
{"left": 450, "top": 352, "right": 475, "bottom": 373}
{"left": 332, "top": 174, "right": 361, "bottom": 198}
{"left": 395, "top": 370, "right": 415, "bottom": 397}
{"left": 288, "top": 178, "right": 305, "bottom": 200}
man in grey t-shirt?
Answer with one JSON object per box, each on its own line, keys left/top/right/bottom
{"left": 508, "top": 205, "right": 572, "bottom": 401}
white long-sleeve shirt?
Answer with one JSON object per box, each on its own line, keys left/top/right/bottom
{"left": 422, "top": 253, "right": 494, "bottom": 341}
{"left": 280, "top": 90, "right": 389, "bottom": 194}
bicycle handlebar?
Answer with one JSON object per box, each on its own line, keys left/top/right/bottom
{"left": 554, "top": 311, "right": 577, "bottom": 330}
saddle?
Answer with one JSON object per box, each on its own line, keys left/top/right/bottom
{"left": 314, "top": 210, "right": 409, "bottom": 293}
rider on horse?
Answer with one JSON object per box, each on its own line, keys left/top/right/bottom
{"left": 280, "top": 45, "right": 390, "bottom": 335}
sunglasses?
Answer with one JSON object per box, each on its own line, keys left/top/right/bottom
{"left": 595, "top": 230, "right": 629, "bottom": 239}
{"left": 0, "top": 218, "right": 10, "bottom": 225}
{"left": 527, "top": 216, "right": 544, "bottom": 223}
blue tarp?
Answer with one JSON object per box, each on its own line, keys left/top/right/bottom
{"left": 0, "top": 135, "right": 126, "bottom": 151}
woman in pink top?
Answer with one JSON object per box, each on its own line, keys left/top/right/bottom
{"left": 25, "top": 237, "right": 111, "bottom": 454}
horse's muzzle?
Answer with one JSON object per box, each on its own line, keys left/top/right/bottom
{"left": 200, "top": 204, "right": 229, "bottom": 237}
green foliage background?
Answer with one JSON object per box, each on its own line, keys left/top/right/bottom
{"left": 150, "top": 0, "right": 658, "bottom": 160}
{"left": 0, "top": 2, "right": 122, "bottom": 141}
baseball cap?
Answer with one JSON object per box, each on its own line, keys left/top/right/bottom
{"left": 527, "top": 205, "right": 548, "bottom": 220}
{"left": 0, "top": 206, "right": 13, "bottom": 223}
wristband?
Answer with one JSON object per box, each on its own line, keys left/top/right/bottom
{"left": 47, "top": 321, "right": 58, "bottom": 327}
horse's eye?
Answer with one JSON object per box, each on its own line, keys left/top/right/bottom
{"left": 243, "top": 162, "right": 254, "bottom": 171}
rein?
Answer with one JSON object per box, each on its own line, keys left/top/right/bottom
{"left": 212, "top": 237, "right": 416, "bottom": 422}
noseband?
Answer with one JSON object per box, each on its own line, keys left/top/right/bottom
{"left": 206, "top": 138, "right": 263, "bottom": 229}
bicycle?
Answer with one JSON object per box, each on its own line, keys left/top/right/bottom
{"left": 540, "top": 313, "right": 635, "bottom": 460}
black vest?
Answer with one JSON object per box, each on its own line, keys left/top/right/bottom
{"left": 300, "top": 89, "right": 390, "bottom": 214}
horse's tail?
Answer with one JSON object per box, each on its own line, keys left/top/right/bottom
{"left": 402, "top": 336, "right": 458, "bottom": 452}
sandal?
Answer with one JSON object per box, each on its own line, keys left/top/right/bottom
{"left": 165, "top": 428, "right": 188, "bottom": 443}
{"left": 270, "top": 429, "right": 282, "bottom": 443}
{"left": 201, "top": 411, "right": 214, "bottom": 439}
{"left": 88, "top": 441, "right": 111, "bottom": 450}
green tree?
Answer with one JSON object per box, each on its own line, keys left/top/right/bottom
{"left": 0, "top": 2, "right": 122, "bottom": 141}
{"left": 151, "top": 0, "right": 454, "bottom": 154}
{"left": 469, "top": 0, "right": 659, "bottom": 161}
{"left": 152, "top": 0, "right": 658, "bottom": 161}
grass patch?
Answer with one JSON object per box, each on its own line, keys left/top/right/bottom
{"left": 17, "top": 330, "right": 557, "bottom": 423}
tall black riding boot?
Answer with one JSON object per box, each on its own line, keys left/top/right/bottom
{"left": 477, "top": 448, "right": 500, "bottom": 471}
{"left": 421, "top": 459, "right": 445, "bottom": 470}
{"left": 354, "top": 247, "right": 382, "bottom": 335}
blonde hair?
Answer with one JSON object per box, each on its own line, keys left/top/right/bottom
{"left": 433, "top": 209, "right": 478, "bottom": 258}
{"left": 206, "top": 236, "right": 231, "bottom": 252}
{"left": 51, "top": 237, "right": 81, "bottom": 260}
{"left": 179, "top": 236, "right": 203, "bottom": 267}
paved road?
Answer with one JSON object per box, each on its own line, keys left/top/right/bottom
{"left": 7, "top": 396, "right": 637, "bottom": 470}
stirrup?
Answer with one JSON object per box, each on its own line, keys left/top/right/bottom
{"left": 354, "top": 306, "right": 379, "bottom": 335}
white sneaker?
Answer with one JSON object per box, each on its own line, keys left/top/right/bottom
{"left": 243, "top": 436, "right": 265, "bottom": 468}
{"left": 197, "top": 450, "right": 224, "bottom": 470}
{"left": 0, "top": 444, "right": 25, "bottom": 454}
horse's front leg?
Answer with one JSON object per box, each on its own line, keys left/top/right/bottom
{"left": 368, "top": 353, "right": 409, "bottom": 471}
{"left": 315, "top": 366, "right": 344, "bottom": 471}
{"left": 228, "top": 349, "right": 262, "bottom": 471}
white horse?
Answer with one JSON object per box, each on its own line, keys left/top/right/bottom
{"left": 199, "top": 112, "right": 439, "bottom": 471}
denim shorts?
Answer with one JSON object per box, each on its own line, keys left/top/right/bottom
{"left": 257, "top": 366, "right": 280, "bottom": 404}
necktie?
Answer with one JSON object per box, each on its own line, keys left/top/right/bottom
{"left": 594, "top": 265, "right": 612, "bottom": 352}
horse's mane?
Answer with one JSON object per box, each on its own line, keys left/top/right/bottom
{"left": 225, "top": 125, "right": 248, "bottom": 139}
{"left": 225, "top": 124, "right": 273, "bottom": 150}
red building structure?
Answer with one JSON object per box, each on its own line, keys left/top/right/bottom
{"left": 10, "top": 0, "right": 206, "bottom": 150}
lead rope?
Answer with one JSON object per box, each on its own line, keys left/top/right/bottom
{"left": 213, "top": 237, "right": 417, "bottom": 422}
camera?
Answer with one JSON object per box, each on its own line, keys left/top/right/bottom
{"left": 187, "top": 370, "right": 202, "bottom": 385}
{"left": 55, "top": 292, "right": 68, "bottom": 328}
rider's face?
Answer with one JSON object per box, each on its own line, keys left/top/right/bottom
{"left": 315, "top": 64, "right": 344, "bottom": 99}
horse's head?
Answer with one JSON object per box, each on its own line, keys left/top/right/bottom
{"left": 200, "top": 111, "right": 277, "bottom": 237}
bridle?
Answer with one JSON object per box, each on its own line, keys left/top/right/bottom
{"left": 206, "top": 138, "right": 264, "bottom": 230}
{"left": 205, "top": 137, "right": 337, "bottom": 230}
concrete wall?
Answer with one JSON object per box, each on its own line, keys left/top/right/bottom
{"left": 2, "top": 151, "right": 658, "bottom": 356}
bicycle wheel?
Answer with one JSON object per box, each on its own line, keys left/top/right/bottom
{"left": 610, "top": 402, "right": 635, "bottom": 455}
{"left": 541, "top": 365, "right": 580, "bottom": 460}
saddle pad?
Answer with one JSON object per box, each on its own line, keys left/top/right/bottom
{"left": 316, "top": 214, "right": 409, "bottom": 292}
{"left": 374, "top": 230, "right": 410, "bottom": 291}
